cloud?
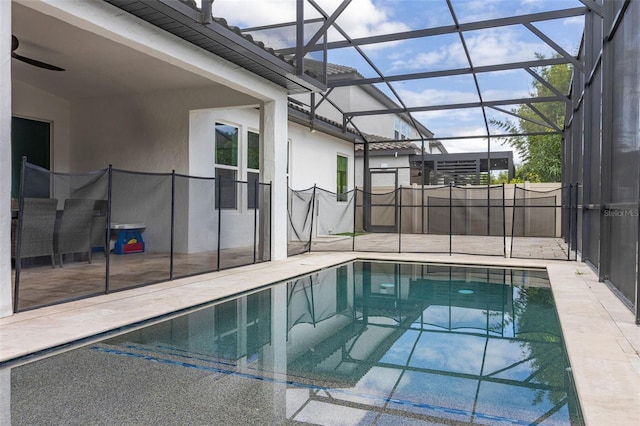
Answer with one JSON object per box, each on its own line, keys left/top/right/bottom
{"left": 394, "top": 47, "right": 453, "bottom": 70}
{"left": 563, "top": 16, "right": 584, "bottom": 26}
{"left": 331, "top": 0, "right": 412, "bottom": 39}
{"left": 464, "top": 30, "right": 550, "bottom": 66}
{"left": 480, "top": 88, "right": 531, "bottom": 101}
{"left": 391, "top": 27, "right": 550, "bottom": 73}
{"left": 204, "top": 0, "right": 411, "bottom": 50}
{"left": 397, "top": 87, "right": 480, "bottom": 107}
{"left": 444, "top": 135, "right": 509, "bottom": 155}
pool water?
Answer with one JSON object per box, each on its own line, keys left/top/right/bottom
{"left": 3, "top": 261, "right": 583, "bottom": 425}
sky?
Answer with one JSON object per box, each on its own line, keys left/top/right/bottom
{"left": 197, "top": 0, "right": 585, "bottom": 158}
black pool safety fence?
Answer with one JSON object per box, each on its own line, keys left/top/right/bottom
{"left": 11, "top": 160, "right": 272, "bottom": 312}
{"left": 288, "top": 183, "right": 579, "bottom": 261}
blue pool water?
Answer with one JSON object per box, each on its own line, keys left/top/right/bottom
{"left": 2, "top": 261, "right": 583, "bottom": 425}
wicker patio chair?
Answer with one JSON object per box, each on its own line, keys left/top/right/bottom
{"left": 55, "top": 198, "right": 95, "bottom": 267}
{"left": 11, "top": 197, "right": 58, "bottom": 268}
{"left": 91, "top": 199, "right": 108, "bottom": 255}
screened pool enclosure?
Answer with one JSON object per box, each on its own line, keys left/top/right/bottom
{"left": 7, "top": 0, "right": 640, "bottom": 324}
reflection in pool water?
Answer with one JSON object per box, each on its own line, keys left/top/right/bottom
{"left": 4, "top": 261, "right": 583, "bottom": 425}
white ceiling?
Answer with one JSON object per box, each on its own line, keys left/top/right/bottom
{"left": 11, "top": 2, "right": 219, "bottom": 100}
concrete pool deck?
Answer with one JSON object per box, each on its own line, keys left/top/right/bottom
{"left": 1, "top": 252, "right": 638, "bottom": 425}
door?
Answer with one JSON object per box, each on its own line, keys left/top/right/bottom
{"left": 367, "top": 170, "right": 398, "bottom": 233}
{"left": 12, "top": 117, "right": 51, "bottom": 198}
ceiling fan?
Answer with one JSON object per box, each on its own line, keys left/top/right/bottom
{"left": 11, "top": 35, "right": 65, "bottom": 71}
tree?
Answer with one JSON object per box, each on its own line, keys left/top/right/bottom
{"left": 491, "top": 167, "right": 528, "bottom": 184}
{"left": 490, "top": 55, "right": 572, "bottom": 182}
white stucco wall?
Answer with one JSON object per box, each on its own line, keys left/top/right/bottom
{"left": 287, "top": 123, "right": 356, "bottom": 236}
{"left": 12, "top": 80, "right": 71, "bottom": 173}
{"left": 295, "top": 86, "right": 398, "bottom": 140}
{"left": 288, "top": 122, "right": 354, "bottom": 192}
{"left": 346, "top": 87, "right": 396, "bottom": 139}
{"left": 69, "top": 87, "right": 296, "bottom": 258}
{"left": 69, "top": 88, "right": 260, "bottom": 255}
{"left": 0, "top": 0, "right": 12, "bottom": 317}
{"left": 187, "top": 106, "right": 262, "bottom": 253}
{"left": 72, "top": 86, "right": 259, "bottom": 173}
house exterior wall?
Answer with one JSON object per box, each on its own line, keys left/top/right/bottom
{"left": 307, "top": 86, "right": 397, "bottom": 139}
{"left": 292, "top": 85, "right": 409, "bottom": 141}
{"left": 0, "top": 0, "right": 11, "bottom": 317}
{"left": 71, "top": 87, "right": 258, "bottom": 173}
{"left": 18, "top": 81, "right": 353, "bottom": 255}
{"left": 71, "top": 88, "right": 257, "bottom": 254}
{"left": 355, "top": 155, "right": 411, "bottom": 188}
{"left": 346, "top": 87, "right": 396, "bottom": 139}
{"left": 185, "top": 106, "right": 355, "bottom": 251}
{"left": 188, "top": 106, "right": 262, "bottom": 253}
{"left": 288, "top": 122, "right": 356, "bottom": 237}
{"left": 12, "top": 81, "right": 71, "bottom": 173}
{"left": 287, "top": 122, "right": 354, "bottom": 192}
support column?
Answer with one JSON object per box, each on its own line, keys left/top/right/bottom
{"left": 0, "top": 0, "right": 13, "bottom": 317}
{"left": 261, "top": 96, "right": 289, "bottom": 260}
{"left": 363, "top": 141, "right": 371, "bottom": 231}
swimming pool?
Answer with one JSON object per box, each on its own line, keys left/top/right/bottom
{"left": 2, "top": 261, "right": 583, "bottom": 425}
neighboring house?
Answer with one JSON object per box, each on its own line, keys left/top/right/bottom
{"left": 354, "top": 137, "right": 448, "bottom": 189}
{"left": 291, "top": 61, "right": 436, "bottom": 143}
{"left": 289, "top": 60, "right": 448, "bottom": 192}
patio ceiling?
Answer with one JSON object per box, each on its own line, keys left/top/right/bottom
{"left": 11, "top": 1, "right": 223, "bottom": 101}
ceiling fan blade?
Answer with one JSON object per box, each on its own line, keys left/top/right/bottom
{"left": 11, "top": 52, "right": 65, "bottom": 71}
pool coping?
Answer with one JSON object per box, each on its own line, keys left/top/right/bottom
{"left": 1, "top": 252, "right": 638, "bottom": 425}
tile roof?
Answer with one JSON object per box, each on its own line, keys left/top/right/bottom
{"left": 177, "top": 0, "right": 312, "bottom": 73}
{"left": 354, "top": 139, "right": 421, "bottom": 152}
{"left": 302, "top": 59, "right": 359, "bottom": 77}
{"left": 105, "top": 0, "right": 324, "bottom": 93}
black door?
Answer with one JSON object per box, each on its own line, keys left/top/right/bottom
{"left": 367, "top": 170, "right": 398, "bottom": 233}
{"left": 12, "top": 117, "right": 50, "bottom": 198}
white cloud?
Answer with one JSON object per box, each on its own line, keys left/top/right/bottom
{"left": 329, "top": 0, "right": 412, "bottom": 39}
{"left": 464, "top": 30, "right": 549, "bottom": 66}
{"left": 205, "top": 0, "right": 411, "bottom": 50}
{"left": 480, "top": 88, "right": 530, "bottom": 101}
{"left": 391, "top": 27, "right": 549, "bottom": 73}
{"left": 395, "top": 47, "right": 452, "bottom": 70}
{"left": 563, "top": 16, "right": 584, "bottom": 26}
{"left": 398, "top": 87, "right": 479, "bottom": 107}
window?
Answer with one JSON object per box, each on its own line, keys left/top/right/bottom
{"left": 215, "top": 123, "right": 238, "bottom": 167}
{"left": 247, "top": 131, "right": 260, "bottom": 209}
{"left": 393, "top": 116, "right": 412, "bottom": 140}
{"left": 215, "top": 122, "right": 238, "bottom": 209}
{"left": 247, "top": 172, "right": 259, "bottom": 209}
{"left": 215, "top": 168, "right": 237, "bottom": 209}
{"left": 247, "top": 131, "right": 260, "bottom": 170}
{"left": 337, "top": 155, "right": 348, "bottom": 202}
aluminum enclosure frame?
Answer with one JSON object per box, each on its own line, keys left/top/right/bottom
{"left": 103, "top": 1, "right": 636, "bottom": 322}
